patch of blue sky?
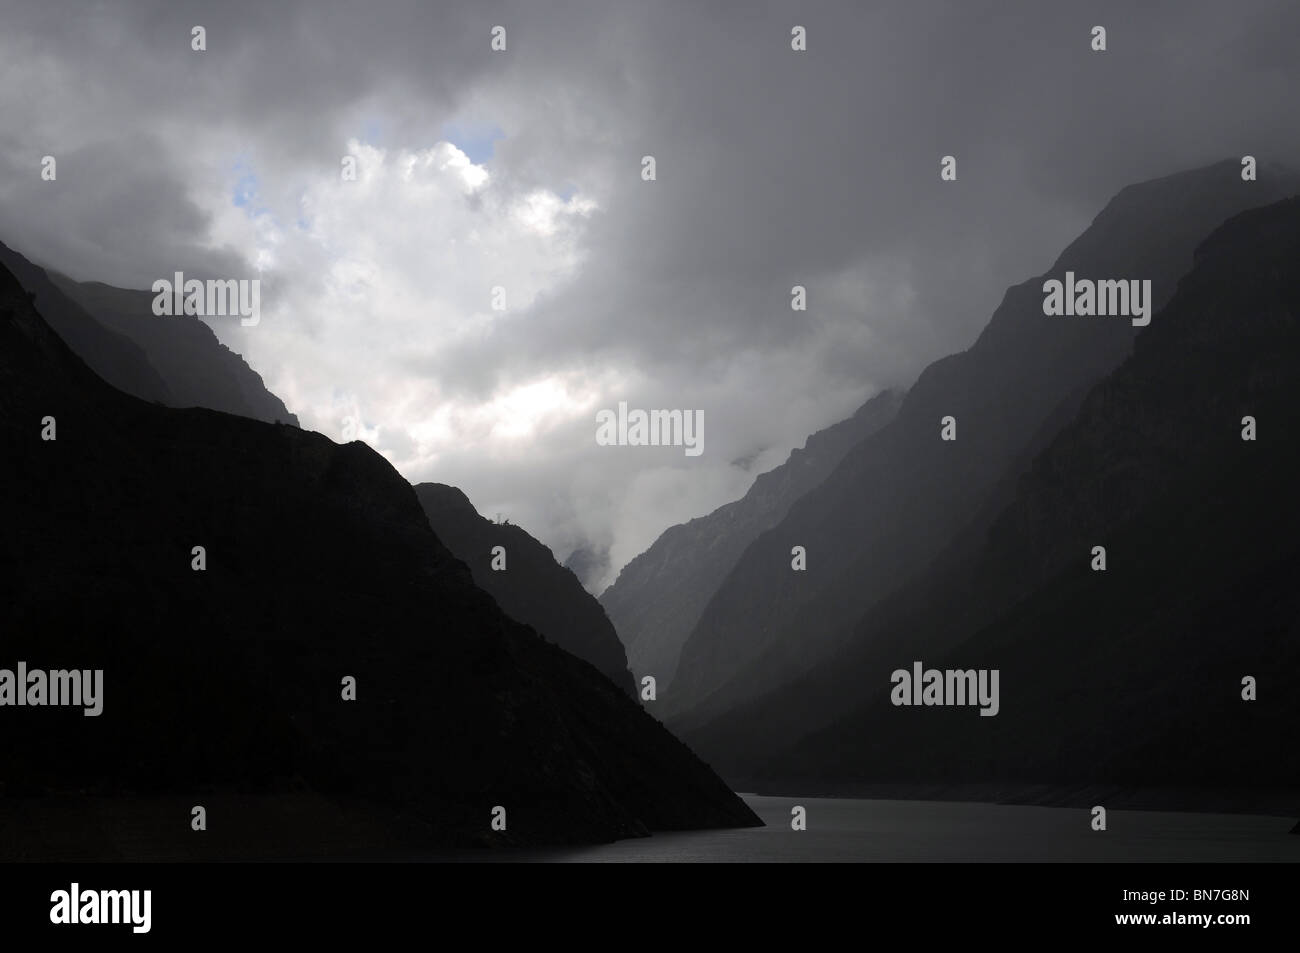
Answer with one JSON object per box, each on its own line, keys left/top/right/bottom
{"left": 231, "top": 158, "right": 271, "bottom": 217}
{"left": 440, "top": 119, "right": 505, "bottom": 164}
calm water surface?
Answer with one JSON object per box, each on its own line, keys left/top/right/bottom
{"left": 486, "top": 795, "right": 1300, "bottom": 862}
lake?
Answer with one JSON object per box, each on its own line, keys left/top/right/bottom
{"left": 494, "top": 795, "right": 1300, "bottom": 862}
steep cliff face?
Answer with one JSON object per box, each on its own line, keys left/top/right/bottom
{"left": 0, "top": 239, "right": 298, "bottom": 427}
{"left": 0, "top": 259, "right": 758, "bottom": 853}
{"left": 666, "top": 160, "right": 1300, "bottom": 726}
{"left": 689, "top": 197, "right": 1300, "bottom": 798}
{"left": 600, "top": 388, "right": 903, "bottom": 690}
{"left": 49, "top": 273, "right": 299, "bottom": 426}
{"left": 415, "top": 482, "right": 636, "bottom": 697}
{"left": 0, "top": 240, "right": 170, "bottom": 405}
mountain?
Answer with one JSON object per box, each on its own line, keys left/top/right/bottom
{"left": 0, "top": 239, "right": 297, "bottom": 426}
{"left": 600, "top": 388, "right": 903, "bottom": 691}
{"left": 415, "top": 483, "right": 636, "bottom": 697}
{"left": 665, "top": 159, "right": 1300, "bottom": 725}
{"left": 563, "top": 545, "right": 610, "bottom": 593}
{"left": 0, "top": 240, "right": 170, "bottom": 405}
{"left": 0, "top": 257, "right": 758, "bottom": 857}
{"left": 50, "top": 273, "right": 299, "bottom": 426}
{"left": 702, "top": 195, "right": 1300, "bottom": 802}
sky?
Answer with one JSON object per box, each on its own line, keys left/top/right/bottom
{"left": 1, "top": 0, "right": 1298, "bottom": 591}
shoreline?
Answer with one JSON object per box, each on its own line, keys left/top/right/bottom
{"left": 730, "top": 781, "right": 1300, "bottom": 820}
{"left": 4, "top": 786, "right": 1298, "bottom": 862}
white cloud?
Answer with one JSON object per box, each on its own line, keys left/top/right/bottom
{"left": 190, "top": 131, "right": 897, "bottom": 592}
{"left": 11, "top": 0, "right": 1292, "bottom": 592}
{"left": 211, "top": 137, "right": 596, "bottom": 464}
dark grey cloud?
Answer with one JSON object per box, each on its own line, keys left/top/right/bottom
{"left": 1, "top": 0, "right": 1297, "bottom": 587}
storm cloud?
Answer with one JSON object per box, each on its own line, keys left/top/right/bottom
{"left": 2, "top": 0, "right": 1297, "bottom": 588}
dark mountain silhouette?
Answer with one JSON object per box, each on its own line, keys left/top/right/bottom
{"left": 563, "top": 544, "right": 610, "bottom": 593}
{"left": 600, "top": 388, "right": 903, "bottom": 690}
{"left": 0, "top": 239, "right": 296, "bottom": 427}
{"left": 664, "top": 159, "right": 1300, "bottom": 726}
{"left": 692, "top": 195, "right": 1300, "bottom": 803}
{"left": 0, "top": 240, "right": 170, "bottom": 405}
{"left": 0, "top": 259, "right": 758, "bottom": 856}
{"left": 415, "top": 483, "right": 636, "bottom": 697}
{"left": 49, "top": 273, "right": 299, "bottom": 426}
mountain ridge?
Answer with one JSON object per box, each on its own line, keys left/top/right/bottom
{"left": 49, "top": 273, "right": 299, "bottom": 427}
{"left": 0, "top": 239, "right": 172, "bottom": 406}
{"left": 416, "top": 481, "right": 636, "bottom": 697}
{"left": 0, "top": 256, "right": 759, "bottom": 855}
{"left": 600, "top": 387, "right": 904, "bottom": 690}
{"left": 663, "top": 158, "right": 1300, "bottom": 725}
{"left": 684, "top": 194, "right": 1300, "bottom": 810}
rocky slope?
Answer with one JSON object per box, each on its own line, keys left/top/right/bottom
{"left": 0, "top": 240, "right": 170, "bottom": 405}
{"left": 0, "top": 258, "right": 758, "bottom": 855}
{"left": 688, "top": 196, "right": 1300, "bottom": 805}
{"left": 601, "top": 388, "right": 902, "bottom": 690}
{"left": 50, "top": 273, "right": 299, "bottom": 426}
{"left": 416, "top": 482, "right": 636, "bottom": 697}
{"left": 666, "top": 160, "right": 1300, "bottom": 726}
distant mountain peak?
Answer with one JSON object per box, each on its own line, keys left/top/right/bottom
{"left": 600, "top": 387, "right": 904, "bottom": 692}
{"left": 664, "top": 158, "right": 1300, "bottom": 729}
